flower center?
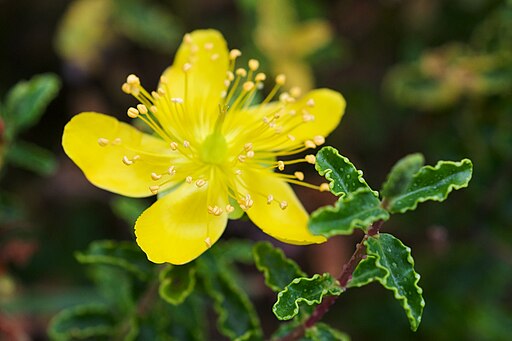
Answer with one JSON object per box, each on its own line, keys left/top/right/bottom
{"left": 200, "top": 132, "right": 228, "bottom": 165}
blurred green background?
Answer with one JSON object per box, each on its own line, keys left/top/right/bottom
{"left": 1, "top": 0, "right": 511, "bottom": 339}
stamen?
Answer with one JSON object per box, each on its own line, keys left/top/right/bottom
{"left": 236, "top": 68, "right": 247, "bottom": 77}
{"left": 207, "top": 205, "right": 223, "bottom": 216}
{"left": 319, "top": 183, "right": 330, "bottom": 192}
{"left": 151, "top": 172, "right": 162, "bottom": 181}
{"left": 313, "top": 135, "right": 325, "bottom": 146}
{"left": 275, "top": 74, "right": 286, "bottom": 85}
{"left": 186, "top": 176, "right": 193, "bottom": 184}
{"left": 97, "top": 138, "right": 109, "bottom": 146}
{"left": 171, "top": 97, "right": 184, "bottom": 104}
{"left": 305, "top": 140, "right": 316, "bottom": 149}
{"left": 195, "top": 179, "right": 206, "bottom": 187}
{"left": 127, "top": 107, "right": 139, "bottom": 118}
{"left": 248, "top": 59, "right": 260, "bottom": 71}
{"left": 267, "top": 194, "right": 274, "bottom": 204}
{"left": 227, "top": 71, "right": 235, "bottom": 81}
{"left": 305, "top": 154, "right": 316, "bottom": 164}
{"left": 168, "top": 166, "right": 176, "bottom": 175}
{"left": 170, "top": 142, "right": 178, "bottom": 150}
{"left": 211, "top": 53, "right": 220, "bottom": 61}
{"left": 183, "top": 33, "right": 192, "bottom": 44}
{"left": 246, "top": 150, "right": 255, "bottom": 158}
{"left": 255, "top": 72, "right": 266, "bottom": 82}
{"left": 294, "top": 171, "right": 305, "bottom": 181}
{"left": 229, "top": 49, "right": 242, "bottom": 60}
{"left": 204, "top": 42, "right": 214, "bottom": 50}
{"left": 277, "top": 161, "right": 285, "bottom": 171}
{"left": 183, "top": 140, "right": 190, "bottom": 148}
{"left": 307, "top": 98, "right": 315, "bottom": 107}
{"left": 205, "top": 237, "right": 212, "bottom": 247}
{"left": 137, "top": 104, "right": 148, "bottom": 114}
{"left": 183, "top": 63, "right": 192, "bottom": 72}
{"left": 149, "top": 185, "right": 160, "bottom": 194}
{"left": 122, "top": 156, "right": 133, "bottom": 165}
{"left": 112, "top": 138, "right": 122, "bottom": 145}
{"left": 280, "top": 201, "right": 288, "bottom": 210}
{"left": 235, "top": 169, "right": 242, "bottom": 175}
{"left": 290, "top": 86, "right": 302, "bottom": 98}
{"left": 244, "top": 143, "right": 253, "bottom": 151}
{"left": 225, "top": 205, "right": 235, "bottom": 213}
{"left": 127, "top": 74, "right": 140, "bottom": 85}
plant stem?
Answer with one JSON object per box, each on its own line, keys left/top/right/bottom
{"left": 277, "top": 220, "right": 384, "bottom": 341}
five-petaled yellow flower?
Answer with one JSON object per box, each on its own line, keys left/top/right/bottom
{"left": 62, "top": 29, "right": 345, "bottom": 265}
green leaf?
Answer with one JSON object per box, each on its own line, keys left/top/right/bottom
{"left": 4, "top": 73, "right": 60, "bottom": 139}
{"left": 159, "top": 264, "right": 196, "bottom": 305}
{"left": 315, "top": 146, "right": 375, "bottom": 197}
{"left": 309, "top": 188, "right": 389, "bottom": 237}
{"left": 112, "top": 0, "right": 183, "bottom": 53}
{"left": 110, "top": 196, "right": 147, "bottom": 225}
{"left": 75, "top": 240, "right": 152, "bottom": 280}
{"left": 381, "top": 154, "right": 424, "bottom": 201}
{"left": 48, "top": 304, "right": 117, "bottom": 341}
{"left": 5, "top": 141, "right": 57, "bottom": 176}
{"left": 273, "top": 273, "right": 342, "bottom": 321}
{"left": 349, "top": 233, "right": 425, "bottom": 331}
{"left": 197, "top": 253, "right": 262, "bottom": 341}
{"left": 213, "top": 239, "right": 254, "bottom": 264}
{"left": 253, "top": 241, "right": 306, "bottom": 292}
{"left": 303, "top": 323, "right": 351, "bottom": 341}
{"left": 386, "top": 159, "right": 473, "bottom": 213}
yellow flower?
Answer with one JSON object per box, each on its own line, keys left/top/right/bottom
{"left": 62, "top": 29, "right": 345, "bottom": 265}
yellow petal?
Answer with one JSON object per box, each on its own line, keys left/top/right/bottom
{"left": 62, "top": 112, "right": 177, "bottom": 197}
{"left": 135, "top": 178, "right": 228, "bottom": 264}
{"left": 286, "top": 88, "right": 346, "bottom": 142}
{"left": 241, "top": 170, "right": 326, "bottom": 245}
{"left": 160, "top": 29, "right": 229, "bottom": 135}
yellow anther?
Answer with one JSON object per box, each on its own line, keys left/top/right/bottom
{"left": 279, "top": 92, "right": 291, "bottom": 103}
{"left": 277, "top": 161, "right": 285, "bottom": 171}
{"left": 305, "top": 140, "right": 316, "bottom": 149}
{"left": 170, "top": 142, "right": 178, "bottom": 150}
{"left": 302, "top": 112, "right": 315, "bottom": 122}
{"left": 287, "top": 134, "right": 296, "bottom": 141}
{"left": 313, "top": 135, "right": 325, "bottom": 146}
{"left": 121, "top": 83, "right": 131, "bottom": 94}
{"left": 204, "top": 237, "right": 212, "bottom": 247}
{"left": 255, "top": 72, "right": 266, "bottom": 82}
{"left": 151, "top": 172, "right": 162, "bottom": 181}
{"left": 267, "top": 194, "right": 274, "bottom": 204}
{"left": 306, "top": 98, "right": 315, "bottom": 107}
{"left": 294, "top": 171, "right": 305, "bottom": 181}
{"left": 190, "top": 44, "right": 199, "bottom": 53}
{"left": 280, "top": 201, "right": 288, "bottom": 210}
{"left": 183, "top": 63, "right": 192, "bottom": 72}
{"left": 183, "top": 33, "right": 192, "bottom": 44}
{"left": 236, "top": 68, "right": 247, "bottom": 77}
{"left": 305, "top": 154, "right": 316, "bottom": 164}
{"left": 160, "top": 75, "right": 168, "bottom": 84}
{"left": 244, "top": 142, "right": 253, "bottom": 151}
{"left": 243, "top": 81, "right": 255, "bottom": 92}
{"left": 171, "top": 97, "right": 184, "bottom": 104}
{"left": 248, "top": 59, "right": 259, "bottom": 71}
{"left": 149, "top": 185, "right": 160, "bottom": 194}
{"left": 137, "top": 104, "right": 148, "bottom": 115}
{"left": 183, "top": 140, "right": 190, "bottom": 148}
{"left": 229, "top": 49, "right": 242, "bottom": 60}
{"left": 227, "top": 71, "right": 235, "bottom": 81}
{"left": 224, "top": 80, "right": 231, "bottom": 87}
{"left": 150, "top": 105, "right": 158, "bottom": 113}
{"left": 208, "top": 205, "right": 223, "bottom": 216}
{"left": 288, "top": 109, "right": 297, "bottom": 116}
{"left": 97, "top": 138, "right": 109, "bottom": 146}
{"left": 195, "top": 179, "right": 206, "bottom": 188}
{"left": 221, "top": 91, "right": 227, "bottom": 98}
{"left": 186, "top": 176, "right": 193, "bottom": 184}
{"left": 319, "top": 183, "right": 330, "bottom": 192}
{"left": 211, "top": 53, "right": 219, "bottom": 61}
{"left": 235, "top": 169, "right": 242, "bottom": 175}
{"left": 246, "top": 150, "right": 255, "bottom": 158}
{"left": 151, "top": 91, "right": 160, "bottom": 100}
{"left": 126, "top": 74, "right": 140, "bottom": 85}
{"left": 168, "top": 166, "right": 176, "bottom": 175}
{"left": 132, "top": 155, "right": 140, "bottom": 161}
{"left": 157, "top": 87, "right": 165, "bottom": 96}
{"left": 112, "top": 138, "right": 122, "bottom": 145}
{"left": 225, "top": 205, "right": 235, "bottom": 213}
{"left": 290, "top": 86, "right": 302, "bottom": 98}
{"left": 275, "top": 74, "right": 286, "bottom": 85}
{"left": 238, "top": 155, "right": 247, "bottom": 163}
{"left": 122, "top": 156, "right": 134, "bottom": 165}
{"left": 127, "top": 107, "right": 139, "bottom": 118}
{"left": 204, "top": 42, "right": 214, "bottom": 50}
{"left": 239, "top": 194, "right": 254, "bottom": 211}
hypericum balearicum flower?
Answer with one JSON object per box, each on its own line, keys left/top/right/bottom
{"left": 62, "top": 29, "right": 345, "bottom": 265}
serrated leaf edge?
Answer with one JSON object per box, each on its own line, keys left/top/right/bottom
{"left": 309, "top": 188, "right": 389, "bottom": 237}
{"left": 159, "top": 265, "right": 196, "bottom": 305}
{"left": 272, "top": 274, "right": 342, "bottom": 321}
{"left": 48, "top": 304, "right": 115, "bottom": 340}
{"left": 253, "top": 241, "right": 305, "bottom": 292}
{"left": 315, "top": 146, "right": 374, "bottom": 197}
{"left": 389, "top": 159, "right": 473, "bottom": 213}
{"left": 366, "top": 234, "right": 425, "bottom": 331}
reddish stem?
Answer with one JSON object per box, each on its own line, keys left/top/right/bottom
{"left": 277, "top": 220, "right": 384, "bottom": 341}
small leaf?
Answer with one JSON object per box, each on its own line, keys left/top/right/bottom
{"left": 197, "top": 253, "right": 262, "bottom": 341}
{"left": 315, "top": 146, "right": 375, "bottom": 197}
{"left": 213, "top": 239, "right": 254, "bottom": 264}
{"left": 159, "top": 264, "right": 196, "bottom": 305}
{"left": 5, "top": 141, "right": 57, "bottom": 176}
{"left": 309, "top": 188, "right": 389, "bottom": 237}
{"left": 349, "top": 233, "right": 425, "bottom": 331}
{"left": 110, "top": 196, "right": 147, "bottom": 225}
{"left": 386, "top": 159, "right": 473, "bottom": 213}
{"left": 75, "top": 240, "right": 152, "bottom": 280}
{"left": 253, "top": 241, "right": 306, "bottom": 292}
{"left": 273, "top": 273, "right": 342, "bottom": 321}
{"left": 48, "top": 304, "right": 116, "bottom": 341}
{"left": 4, "top": 73, "right": 60, "bottom": 139}
{"left": 303, "top": 322, "right": 351, "bottom": 341}
{"left": 381, "top": 154, "right": 424, "bottom": 201}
